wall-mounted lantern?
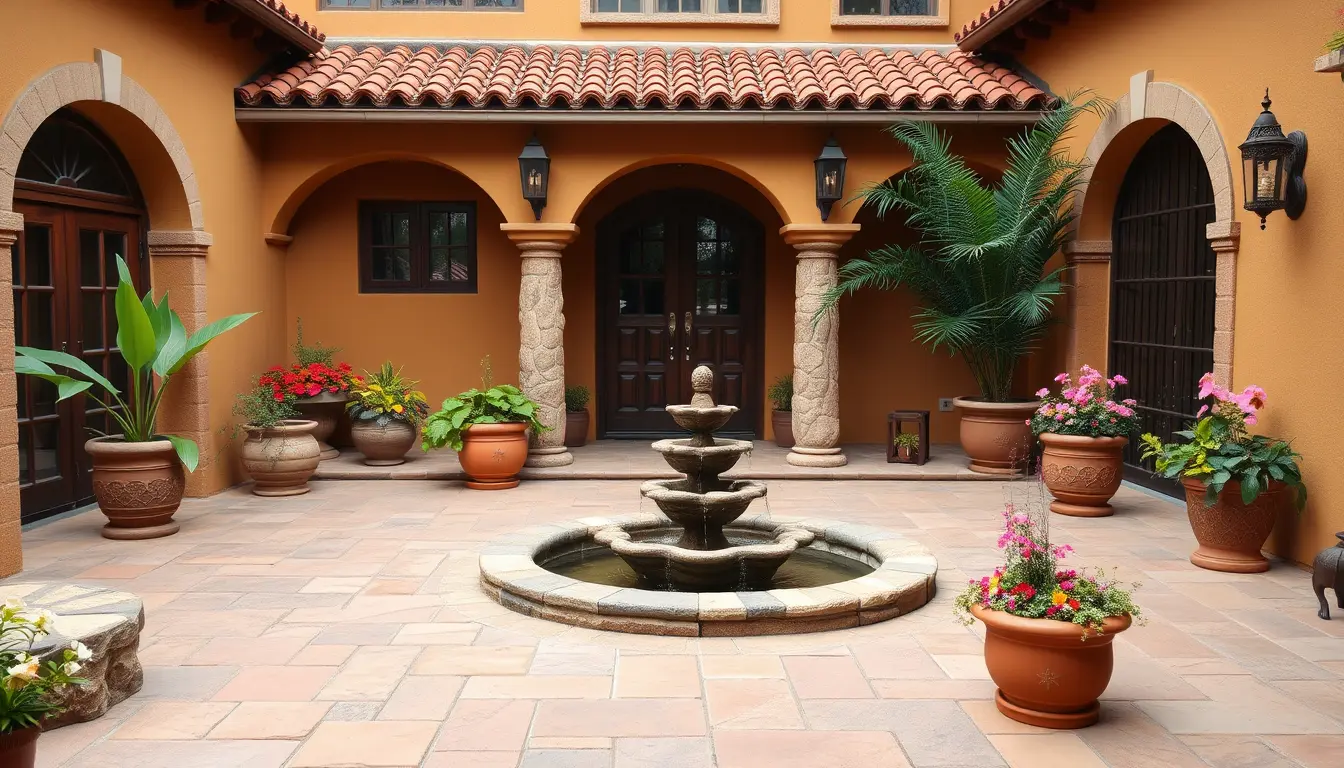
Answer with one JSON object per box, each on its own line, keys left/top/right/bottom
{"left": 518, "top": 135, "right": 550, "bottom": 221}
{"left": 1238, "top": 89, "right": 1307, "bottom": 230}
{"left": 814, "top": 138, "right": 847, "bottom": 222}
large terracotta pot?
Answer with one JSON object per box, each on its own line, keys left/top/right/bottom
{"left": 350, "top": 418, "right": 416, "bottom": 466}
{"left": 241, "top": 420, "right": 321, "bottom": 497}
{"left": 972, "top": 603, "right": 1131, "bottom": 729}
{"left": 84, "top": 437, "right": 185, "bottom": 540}
{"left": 564, "top": 410, "right": 589, "bottom": 448}
{"left": 293, "top": 391, "right": 347, "bottom": 461}
{"left": 771, "top": 410, "right": 795, "bottom": 449}
{"left": 1039, "top": 434, "right": 1128, "bottom": 517}
{"left": 953, "top": 398, "right": 1040, "bottom": 475}
{"left": 458, "top": 422, "right": 529, "bottom": 490}
{"left": 1182, "top": 477, "right": 1286, "bottom": 573}
{"left": 0, "top": 726, "right": 39, "bottom": 768}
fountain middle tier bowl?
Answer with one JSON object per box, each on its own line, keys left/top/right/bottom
{"left": 651, "top": 437, "right": 754, "bottom": 477}
{"left": 640, "top": 479, "right": 766, "bottom": 537}
{"left": 593, "top": 521, "right": 816, "bottom": 591}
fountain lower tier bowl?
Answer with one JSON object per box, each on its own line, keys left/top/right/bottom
{"left": 593, "top": 519, "right": 814, "bottom": 591}
{"left": 651, "top": 437, "right": 753, "bottom": 477}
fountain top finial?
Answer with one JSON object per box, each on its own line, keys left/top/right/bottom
{"left": 690, "top": 366, "right": 715, "bottom": 407}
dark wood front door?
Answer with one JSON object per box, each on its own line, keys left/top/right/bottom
{"left": 13, "top": 204, "right": 142, "bottom": 522}
{"left": 1109, "top": 124, "right": 1216, "bottom": 494}
{"left": 597, "top": 190, "right": 764, "bottom": 438}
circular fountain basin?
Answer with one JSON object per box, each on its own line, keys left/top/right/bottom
{"left": 651, "top": 437, "right": 753, "bottom": 477}
{"left": 479, "top": 514, "right": 938, "bottom": 637}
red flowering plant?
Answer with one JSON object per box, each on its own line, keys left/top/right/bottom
{"left": 954, "top": 494, "right": 1141, "bottom": 636}
{"left": 1029, "top": 365, "right": 1140, "bottom": 438}
{"left": 258, "top": 361, "right": 359, "bottom": 405}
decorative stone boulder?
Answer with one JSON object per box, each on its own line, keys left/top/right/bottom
{"left": 0, "top": 583, "right": 144, "bottom": 729}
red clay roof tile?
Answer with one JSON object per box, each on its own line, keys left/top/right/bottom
{"left": 235, "top": 43, "right": 1052, "bottom": 112}
{"left": 217, "top": 0, "right": 325, "bottom": 52}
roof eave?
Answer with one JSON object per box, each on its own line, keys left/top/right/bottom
{"left": 234, "top": 108, "right": 1049, "bottom": 124}
{"left": 956, "top": 0, "right": 1051, "bottom": 53}
{"left": 222, "top": 0, "right": 324, "bottom": 54}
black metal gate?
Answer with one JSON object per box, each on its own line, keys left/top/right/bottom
{"left": 1108, "top": 124, "right": 1216, "bottom": 494}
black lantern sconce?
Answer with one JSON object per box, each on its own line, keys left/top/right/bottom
{"left": 814, "top": 138, "right": 847, "bottom": 221}
{"left": 518, "top": 135, "right": 550, "bottom": 221}
{"left": 1238, "top": 89, "right": 1307, "bottom": 230}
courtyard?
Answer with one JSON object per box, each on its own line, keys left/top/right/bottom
{"left": 9, "top": 476, "right": 1342, "bottom": 768}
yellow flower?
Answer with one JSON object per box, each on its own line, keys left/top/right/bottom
{"left": 367, "top": 384, "right": 383, "bottom": 393}
{"left": 988, "top": 576, "right": 999, "bottom": 593}
{"left": 392, "top": 404, "right": 404, "bottom": 413}
{"left": 1051, "top": 590, "right": 1068, "bottom": 606}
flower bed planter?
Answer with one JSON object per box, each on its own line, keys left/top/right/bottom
{"left": 1039, "top": 434, "right": 1127, "bottom": 517}
{"left": 972, "top": 603, "right": 1131, "bottom": 729}
{"left": 954, "top": 398, "right": 1038, "bottom": 474}
{"left": 770, "top": 410, "right": 794, "bottom": 449}
{"left": 241, "top": 420, "right": 321, "bottom": 497}
{"left": 1181, "top": 477, "right": 1286, "bottom": 573}
{"left": 458, "top": 422, "right": 530, "bottom": 490}
{"left": 351, "top": 419, "right": 416, "bottom": 466}
{"left": 85, "top": 437, "right": 185, "bottom": 540}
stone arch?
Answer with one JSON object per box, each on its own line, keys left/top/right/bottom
{"left": 1066, "top": 74, "right": 1241, "bottom": 387}
{"left": 566, "top": 155, "right": 796, "bottom": 226}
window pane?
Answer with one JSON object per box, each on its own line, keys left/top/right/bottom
{"left": 619, "top": 279, "right": 640, "bottom": 314}
{"left": 722, "top": 279, "right": 741, "bottom": 315}
{"left": 696, "top": 279, "right": 717, "bottom": 315}
{"left": 657, "top": 0, "right": 700, "bottom": 10}
{"left": 450, "top": 253, "right": 469, "bottom": 282}
{"left": 103, "top": 231, "right": 126, "bottom": 284}
{"left": 83, "top": 291, "right": 104, "bottom": 350}
{"left": 17, "top": 425, "right": 29, "bottom": 486}
{"left": 643, "top": 280, "right": 664, "bottom": 315}
{"left": 430, "top": 248, "right": 450, "bottom": 281}
{"left": 372, "top": 248, "right": 411, "bottom": 281}
{"left": 33, "top": 420, "right": 59, "bottom": 481}
{"left": 325, "top": 0, "right": 372, "bottom": 6}
{"left": 450, "top": 211, "right": 468, "bottom": 243}
{"left": 80, "top": 231, "right": 101, "bottom": 287}
{"left": 20, "top": 225, "right": 50, "bottom": 288}
{"left": 696, "top": 241, "right": 718, "bottom": 276}
{"left": 718, "top": 0, "right": 738, "bottom": 10}
{"left": 642, "top": 238, "right": 664, "bottom": 273}
{"left": 430, "top": 213, "right": 449, "bottom": 247}
{"left": 842, "top": 0, "right": 882, "bottom": 14}
{"left": 27, "top": 291, "right": 53, "bottom": 349}
{"left": 619, "top": 237, "right": 643, "bottom": 274}
{"left": 741, "top": 0, "right": 762, "bottom": 10}
{"left": 373, "top": 212, "right": 412, "bottom": 246}
{"left": 475, "top": 0, "right": 519, "bottom": 6}
{"left": 893, "top": 0, "right": 932, "bottom": 13}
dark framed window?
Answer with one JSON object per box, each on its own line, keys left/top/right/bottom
{"left": 358, "top": 202, "right": 477, "bottom": 294}
{"left": 592, "top": 0, "right": 765, "bottom": 13}
{"left": 323, "top": 0, "right": 521, "bottom": 9}
{"left": 840, "top": 0, "right": 933, "bottom": 15}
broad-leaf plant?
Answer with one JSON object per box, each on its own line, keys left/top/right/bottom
{"left": 421, "top": 385, "right": 548, "bottom": 453}
{"left": 15, "top": 256, "right": 254, "bottom": 471}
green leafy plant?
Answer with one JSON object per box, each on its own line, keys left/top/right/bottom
{"left": 348, "top": 363, "right": 429, "bottom": 427}
{"left": 0, "top": 598, "right": 92, "bottom": 733}
{"left": 1140, "top": 374, "right": 1306, "bottom": 510}
{"left": 292, "top": 317, "right": 339, "bottom": 367}
{"left": 767, "top": 375, "right": 793, "bottom": 412}
{"left": 422, "top": 384, "right": 548, "bottom": 453}
{"left": 233, "top": 379, "right": 300, "bottom": 431}
{"left": 15, "top": 257, "right": 254, "bottom": 471}
{"left": 565, "top": 385, "right": 591, "bottom": 413}
{"left": 817, "top": 93, "right": 1108, "bottom": 402}
{"left": 894, "top": 432, "right": 921, "bottom": 449}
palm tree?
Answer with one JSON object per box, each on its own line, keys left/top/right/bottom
{"left": 817, "top": 93, "right": 1108, "bottom": 402}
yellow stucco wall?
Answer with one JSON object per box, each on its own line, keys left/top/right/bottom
{"left": 1024, "top": 0, "right": 1344, "bottom": 564}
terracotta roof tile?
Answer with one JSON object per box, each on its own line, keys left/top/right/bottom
{"left": 235, "top": 43, "right": 1053, "bottom": 112}
{"left": 217, "top": 0, "right": 325, "bottom": 52}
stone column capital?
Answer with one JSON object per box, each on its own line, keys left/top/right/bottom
{"left": 147, "top": 230, "right": 212, "bottom": 258}
{"left": 1063, "top": 239, "right": 1111, "bottom": 264}
{"left": 501, "top": 223, "right": 580, "bottom": 255}
{"left": 265, "top": 233, "right": 294, "bottom": 248}
{"left": 779, "top": 223, "right": 860, "bottom": 253}
{"left": 1206, "top": 220, "right": 1241, "bottom": 254}
{"left": 0, "top": 211, "right": 24, "bottom": 241}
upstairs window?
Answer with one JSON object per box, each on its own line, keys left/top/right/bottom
{"left": 834, "top": 0, "right": 944, "bottom": 26}
{"left": 358, "top": 202, "right": 477, "bottom": 294}
{"left": 586, "top": 0, "right": 776, "bottom": 23}
{"left": 840, "top": 0, "right": 933, "bottom": 14}
{"left": 323, "top": 1, "right": 522, "bottom": 9}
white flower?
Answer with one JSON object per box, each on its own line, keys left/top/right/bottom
{"left": 62, "top": 661, "right": 81, "bottom": 676}
{"left": 3, "top": 598, "right": 25, "bottom": 612}
{"left": 30, "top": 609, "right": 56, "bottom": 633}
{"left": 69, "top": 640, "right": 92, "bottom": 662}
{"left": 5, "top": 657, "right": 39, "bottom": 686}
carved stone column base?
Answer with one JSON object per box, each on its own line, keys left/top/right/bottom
{"left": 525, "top": 446, "right": 574, "bottom": 468}
{"left": 786, "top": 446, "right": 848, "bottom": 468}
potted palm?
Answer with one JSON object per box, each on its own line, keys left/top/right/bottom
{"left": 348, "top": 363, "right": 429, "bottom": 466}
{"left": 421, "top": 362, "right": 548, "bottom": 490}
{"left": 818, "top": 94, "right": 1105, "bottom": 474}
{"left": 1032, "top": 366, "right": 1140, "bottom": 517}
{"left": 0, "top": 600, "right": 92, "bottom": 767}
{"left": 234, "top": 380, "right": 321, "bottom": 496}
{"left": 1140, "top": 374, "right": 1306, "bottom": 573}
{"left": 15, "top": 257, "right": 253, "bottom": 539}
{"left": 768, "top": 375, "right": 794, "bottom": 448}
{"left": 956, "top": 498, "right": 1140, "bottom": 729}
{"left": 564, "top": 385, "right": 590, "bottom": 448}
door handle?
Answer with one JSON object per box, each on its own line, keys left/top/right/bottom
{"left": 668, "top": 313, "right": 676, "bottom": 361}
{"left": 684, "top": 312, "right": 692, "bottom": 361}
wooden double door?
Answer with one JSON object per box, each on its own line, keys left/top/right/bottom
{"left": 597, "top": 191, "right": 764, "bottom": 438}
{"left": 14, "top": 202, "right": 142, "bottom": 522}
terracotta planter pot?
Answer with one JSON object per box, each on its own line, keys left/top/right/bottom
{"left": 972, "top": 603, "right": 1132, "bottom": 729}
{"left": 771, "top": 410, "right": 795, "bottom": 449}
{"left": 896, "top": 444, "right": 915, "bottom": 462}
{"left": 241, "top": 420, "right": 321, "bottom": 497}
{"left": 953, "top": 398, "right": 1040, "bottom": 475}
{"left": 564, "top": 410, "right": 590, "bottom": 448}
{"left": 1039, "top": 434, "right": 1128, "bottom": 517}
{"left": 1182, "top": 477, "right": 1286, "bottom": 573}
{"left": 84, "top": 437, "right": 185, "bottom": 540}
{"left": 458, "top": 422, "right": 529, "bottom": 490}
{"left": 351, "top": 418, "right": 417, "bottom": 466}
{"left": 0, "top": 726, "right": 39, "bottom": 768}
{"left": 293, "top": 391, "right": 348, "bottom": 461}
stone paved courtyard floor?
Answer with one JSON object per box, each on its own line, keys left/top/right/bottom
{"left": 8, "top": 478, "right": 1344, "bottom": 768}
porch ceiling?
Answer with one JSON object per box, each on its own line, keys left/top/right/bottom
{"left": 234, "top": 42, "right": 1054, "bottom": 119}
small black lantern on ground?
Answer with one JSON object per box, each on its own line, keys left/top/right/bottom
{"left": 1237, "top": 89, "right": 1307, "bottom": 230}
{"left": 814, "top": 138, "right": 847, "bottom": 221}
{"left": 518, "top": 135, "right": 550, "bottom": 221}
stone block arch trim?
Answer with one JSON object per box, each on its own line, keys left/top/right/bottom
{"left": 1069, "top": 74, "right": 1241, "bottom": 388}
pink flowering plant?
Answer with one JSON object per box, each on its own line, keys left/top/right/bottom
{"left": 954, "top": 500, "right": 1140, "bottom": 636}
{"left": 1029, "top": 366, "right": 1139, "bottom": 438}
{"left": 1139, "top": 373, "right": 1306, "bottom": 509}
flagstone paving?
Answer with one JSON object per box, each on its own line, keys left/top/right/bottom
{"left": 8, "top": 478, "right": 1344, "bottom": 768}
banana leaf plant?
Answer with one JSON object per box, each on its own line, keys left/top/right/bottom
{"left": 14, "top": 256, "right": 254, "bottom": 472}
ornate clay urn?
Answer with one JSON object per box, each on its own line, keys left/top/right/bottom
{"left": 1312, "top": 533, "right": 1344, "bottom": 620}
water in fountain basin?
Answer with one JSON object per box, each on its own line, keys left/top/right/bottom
{"left": 544, "top": 543, "right": 872, "bottom": 592}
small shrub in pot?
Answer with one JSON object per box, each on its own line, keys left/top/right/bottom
{"left": 234, "top": 381, "right": 320, "bottom": 497}
{"left": 767, "top": 374, "right": 794, "bottom": 448}
{"left": 422, "top": 377, "right": 549, "bottom": 490}
{"left": 564, "top": 385, "right": 591, "bottom": 448}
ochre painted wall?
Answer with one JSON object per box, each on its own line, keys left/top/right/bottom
{"left": 1, "top": 0, "right": 287, "bottom": 495}
{"left": 1022, "top": 0, "right": 1344, "bottom": 564}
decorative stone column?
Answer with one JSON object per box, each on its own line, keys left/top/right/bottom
{"left": 1207, "top": 220, "right": 1241, "bottom": 388}
{"left": 781, "top": 224, "right": 860, "bottom": 468}
{"left": 501, "top": 224, "right": 578, "bottom": 468}
{"left": 147, "top": 231, "right": 212, "bottom": 496}
{"left": 1062, "top": 239, "right": 1112, "bottom": 374}
{"left": 0, "top": 211, "right": 24, "bottom": 576}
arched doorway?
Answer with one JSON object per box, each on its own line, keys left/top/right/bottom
{"left": 596, "top": 189, "right": 764, "bottom": 438}
{"left": 13, "top": 109, "right": 146, "bottom": 522}
{"left": 1109, "top": 123, "right": 1216, "bottom": 491}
